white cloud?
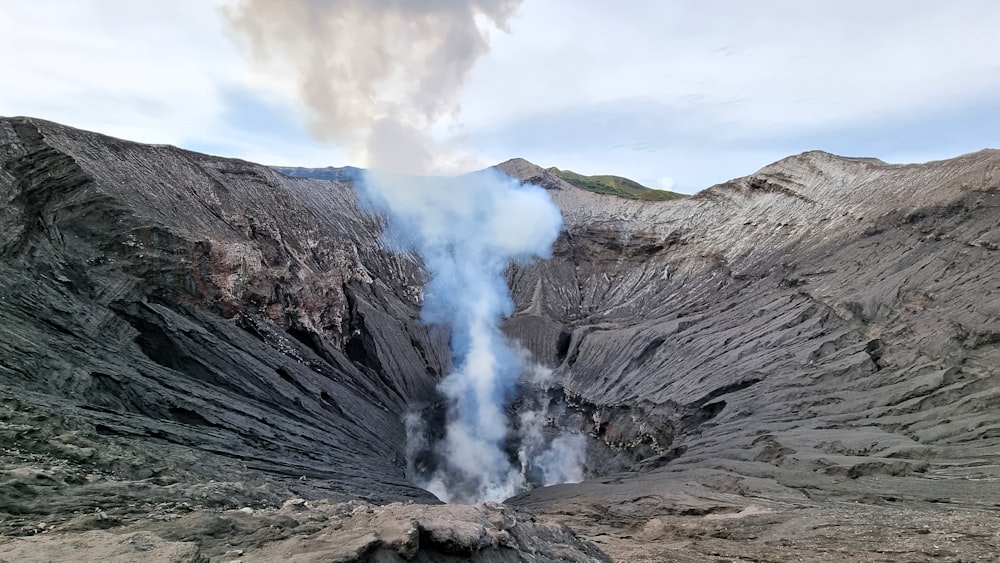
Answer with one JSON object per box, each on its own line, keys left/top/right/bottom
{"left": 1, "top": 1, "right": 997, "bottom": 189}
{"left": 458, "top": 1, "right": 1000, "bottom": 134}
{"left": 0, "top": 0, "right": 347, "bottom": 167}
{"left": 452, "top": 0, "right": 1000, "bottom": 191}
{"left": 0, "top": 1, "right": 227, "bottom": 142}
{"left": 656, "top": 177, "right": 676, "bottom": 191}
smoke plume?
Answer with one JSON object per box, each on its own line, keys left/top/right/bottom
{"left": 359, "top": 169, "right": 562, "bottom": 501}
{"left": 224, "top": 0, "right": 521, "bottom": 174}
{"left": 226, "top": 0, "right": 580, "bottom": 502}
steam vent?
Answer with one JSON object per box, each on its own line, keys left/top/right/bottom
{"left": 1, "top": 116, "right": 999, "bottom": 561}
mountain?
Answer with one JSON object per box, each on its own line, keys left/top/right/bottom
{"left": 1, "top": 116, "right": 998, "bottom": 561}
{"left": 545, "top": 166, "right": 686, "bottom": 201}
{"left": 272, "top": 164, "right": 685, "bottom": 203}
{"left": 272, "top": 165, "right": 364, "bottom": 182}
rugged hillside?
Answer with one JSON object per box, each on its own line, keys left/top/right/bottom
{"left": 0, "top": 116, "right": 610, "bottom": 561}
{"left": 545, "top": 166, "right": 685, "bottom": 201}
{"left": 1, "top": 116, "right": 998, "bottom": 561}
{"left": 499, "top": 153, "right": 1000, "bottom": 559}
{"left": 0, "top": 115, "right": 449, "bottom": 503}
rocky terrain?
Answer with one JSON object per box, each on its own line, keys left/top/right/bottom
{"left": 0, "top": 116, "right": 998, "bottom": 561}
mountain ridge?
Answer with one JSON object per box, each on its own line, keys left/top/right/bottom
{"left": 543, "top": 166, "right": 686, "bottom": 201}
{"left": 274, "top": 158, "right": 686, "bottom": 202}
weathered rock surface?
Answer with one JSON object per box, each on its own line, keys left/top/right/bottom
{"left": 1, "top": 500, "right": 609, "bottom": 563}
{"left": 1, "top": 115, "right": 999, "bottom": 561}
{"left": 0, "top": 116, "right": 448, "bottom": 515}
{"left": 497, "top": 153, "right": 1000, "bottom": 559}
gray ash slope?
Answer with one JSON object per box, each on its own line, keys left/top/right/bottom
{"left": 0, "top": 116, "right": 608, "bottom": 562}
{"left": 1, "top": 115, "right": 999, "bottom": 561}
{"left": 499, "top": 152, "right": 1000, "bottom": 484}
{"left": 498, "top": 153, "right": 1000, "bottom": 559}
{"left": 0, "top": 116, "right": 450, "bottom": 505}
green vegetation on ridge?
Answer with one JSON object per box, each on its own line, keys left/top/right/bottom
{"left": 546, "top": 167, "right": 686, "bottom": 201}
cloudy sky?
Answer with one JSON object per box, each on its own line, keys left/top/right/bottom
{"left": 2, "top": 1, "right": 998, "bottom": 193}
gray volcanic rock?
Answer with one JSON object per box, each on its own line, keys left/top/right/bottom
{"left": 0, "top": 116, "right": 449, "bottom": 517}
{"left": 498, "top": 152, "right": 999, "bottom": 470}
{"left": 1, "top": 115, "right": 998, "bottom": 561}
{"left": 497, "top": 153, "right": 1000, "bottom": 559}
{"left": 0, "top": 500, "right": 610, "bottom": 562}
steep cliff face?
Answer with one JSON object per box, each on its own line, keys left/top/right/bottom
{"left": 498, "top": 153, "right": 1000, "bottom": 560}
{"left": 500, "top": 152, "right": 1000, "bottom": 464}
{"left": 0, "top": 117, "right": 450, "bottom": 512}
{"left": 1, "top": 117, "right": 998, "bottom": 561}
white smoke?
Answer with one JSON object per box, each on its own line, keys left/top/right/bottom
{"left": 224, "top": 0, "right": 521, "bottom": 174}
{"left": 535, "top": 433, "right": 587, "bottom": 485}
{"left": 509, "top": 349, "right": 587, "bottom": 490}
{"left": 226, "top": 0, "right": 582, "bottom": 502}
{"left": 403, "top": 411, "right": 428, "bottom": 480}
{"left": 359, "top": 171, "right": 562, "bottom": 502}
{"left": 404, "top": 346, "right": 588, "bottom": 502}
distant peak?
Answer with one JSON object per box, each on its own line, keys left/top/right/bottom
{"left": 492, "top": 158, "right": 568, "bottom": 191}
{"left": 543, "top": 167, "right": 686, "bottom": 202}
{"left": 777, "top": 150, "right": 888, "bottom": 167}
{"left": 494, "top": 158, "right": 547, "bottom": 177}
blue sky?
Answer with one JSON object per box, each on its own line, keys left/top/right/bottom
{"left": 2, "top": 1, "right": 998, "bottom": 193}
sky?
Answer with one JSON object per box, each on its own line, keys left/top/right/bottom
{"left": 1, "top": 1, "right": 998, "bottom": 194}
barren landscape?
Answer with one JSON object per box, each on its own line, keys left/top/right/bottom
{"left": 1, "top": 116, "right": 998, "bottom": 561}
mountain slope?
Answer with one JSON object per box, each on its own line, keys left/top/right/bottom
{"left": 0, "top": 116, "right": 611, "bottom": 561}
{"left": 0, "top": 116, "right": 447, "bottom": 505}
{"left": 499, "top": 152, "right": 1000, "bottom": 559}
{"left": 545, "top": 166, "right": 686, "bottom": 201}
